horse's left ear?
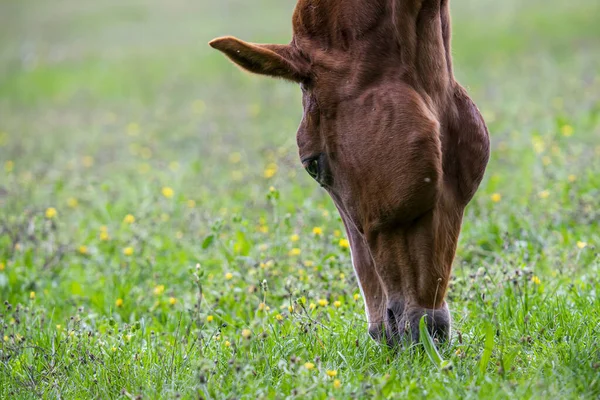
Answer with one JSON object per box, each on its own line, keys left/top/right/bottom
{"left": 209, "top": 36, "right": 309, "bottom": 83}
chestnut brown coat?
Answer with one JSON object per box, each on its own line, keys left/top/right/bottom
{"left": 210, "top": 0, "right": 490, "bottom": 344}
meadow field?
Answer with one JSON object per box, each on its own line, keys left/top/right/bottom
{"left": 1, "top": 0, "right": 599, "bottom": 398}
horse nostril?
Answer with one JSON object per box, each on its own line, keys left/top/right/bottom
{"left": 386, "top": 308, "right": 398, "bottom": 335}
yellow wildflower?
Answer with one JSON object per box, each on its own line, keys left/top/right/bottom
{"left": 0, "top": 262, "right": 5, "bottom": 271}
{"left": 312, "top": 227, "right": 323, "bottom": 236}
{"left": 264, "top": 167, "right": 277, "bottom": 179}
{"left": 127, "top": 122, "right": 140, "bottom": 136}
{"left": 29, "top": 291, "right": 36, "bottom": 299}
{"left": 531, "top": 136, "right": 545, "bottom": 154}
{"left": 99, "top": 231, "right": 110, "bottom": 241}
{"left": 241, "top": 329, "right": 252, "bottom": 339}
{"left": 225, "top": 272, "right": 233, "bottom": 280}
{"left": 123, "top": 247, "right": 134, "bottom": 256}
{"left": 538, "top": 190, "right": 550, "bottom": 199}
{"left": 207, "top": 315, "right": 214, "bottom": 322}
{"left": 153, "top": 285, "right": 165, "bottom": 295}
{"left": 56, "top": 325, "right": 62, "bottom": 330}
{"left": 491, "top": 193, "right": 502, "bottom": 203}
{"left": 318, "top": 299, "right": 329, "bottom": 307}
{"left": 115, "top": 298, "right": 124, "bottom": 307}
{"left": 333, "top": 379, "right": 342, "bottom": 389}
{"left": 542, "top": 156, "right": 551, "bottom": 166}
{"left": 339, "top": 239, "right": 350, "bottom": 249}
{"left": 45, "top": 207, "right": 57, "bottom": 219}
{"left": 304, "top": 362, "right": 315, "bottom": 370}
{"left": 82, "top": 156, "right": 94, "bottom": 168}
{"left": 224, "top": 340, "right": 231, "bottom": 347}
{"left": 192, "top": 99, "right": 206, "bottom": 115}
{"left": 577, "top": 241, "right": 587, "bottom": 249}
{"left": 162, "top": 187, "right": 174, "bottom": 199}
{"left": 289, "top": 248, "right": 301, "bottom": 256}
{"left": 333, "top": 301, "right": 342, "bottom": 308}
{"left": 78, "top": 246, "right": 88, "bottom": 255}
{"left": 531, "top": 276, "right": 541, "bottom": 285}
{"left": 258, "top": 303, "right": 266, "bottom": 311}
{"left": 309, "top": 303, "right": 316, "bottom": 310}
{"left": 168, "top": 297, "right": 177, "bottom": 305}
{"left": 568, "top": 175, "right": 577, "bottom": 183}
{"left": 67, "top": 198, "right": 79, "bottom": 208}
{"left": 290, "top": 234, "right": 300, "bottom": 242}
{"left": 561, "top": 125, "right": 574, "bottom": 137}
{"left": 354, "top": 293, "right": 361, "bottom": 301}
{"left": 123, "top": 214, "right": 135, "bottom": 224}
{"left": 275, "top": 314, "right": 283, "bottom": 321}
{"left": 327, "top": 370, "right": 338, "bottom": 377}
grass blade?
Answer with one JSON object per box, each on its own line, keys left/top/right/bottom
{"left": 420, "top": 315, "right": 443, "bottom": 369}
{"left": 479, "top": 323, "right": 495, "bottom": 375}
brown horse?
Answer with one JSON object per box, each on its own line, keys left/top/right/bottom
{"left": 210, "top": 0, "right": 490, "bottom": 345}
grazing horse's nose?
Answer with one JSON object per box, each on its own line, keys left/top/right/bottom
{"left": 383, "top": 301, "right": 451, "bottom": 345}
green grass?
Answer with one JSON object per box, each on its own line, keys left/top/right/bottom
{"left": 1, "top": 0, "right": 599, "bottom": 398}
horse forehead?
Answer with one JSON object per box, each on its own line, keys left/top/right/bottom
{"left": 292, "top": 0, "right": 389, "bottom": 42}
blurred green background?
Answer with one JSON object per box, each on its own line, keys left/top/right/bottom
{"left": 0, "top": 0, "right": 599, "bottom": 398}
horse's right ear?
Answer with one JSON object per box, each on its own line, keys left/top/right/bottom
{"left": 209, "top": 36, "right": 309, "bottom": 83}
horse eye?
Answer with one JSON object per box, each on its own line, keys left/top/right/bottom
{"left": 305, "top": 158, "right": 319, "bottom": 180}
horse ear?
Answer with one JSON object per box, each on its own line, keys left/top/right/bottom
{"left": 209, "top": 36, "right": 308, "bottom": 82}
